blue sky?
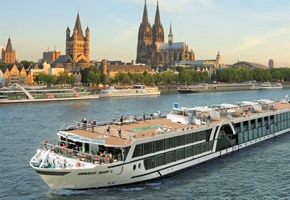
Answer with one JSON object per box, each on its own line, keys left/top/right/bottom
{"left": 1, "top": 0, "right": 290, "bottom": 67}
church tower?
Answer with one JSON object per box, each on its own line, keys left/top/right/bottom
{"left": 216, "top": 51, "right": 222, "bottom": 67}
{"left": 152, "top": 1, "right": 164, "bottom": 45}
{"left": 65, "top": 13, "right": 90, "bottom": 69}
{"left": 2, "top": 37, "right": 16, "bottom": 64}
{"left": 136, "top": 0, "right": 153, "bottom": 64}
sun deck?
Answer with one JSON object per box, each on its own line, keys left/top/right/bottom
{"left": 61, "top": 99, "right": 290, "bottom": 147}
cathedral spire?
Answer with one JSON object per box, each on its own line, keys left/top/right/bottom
{"left": 142, "top": 0, "right": 149, "bottom": 24}
{"left": 73, "top": 12, "right": 84, "bottom": 39}
{"left": 6, "top": 37, "right": 14, "bottom": 52}
{"left": 168, "top": 21, "right": 173, "bottom": 45}
{"left": 154, "top": 1, "right": 161, "bottom": 25}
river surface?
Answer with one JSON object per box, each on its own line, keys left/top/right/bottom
{"left": 1, "top": 89, "right": 290, "bottom": 200}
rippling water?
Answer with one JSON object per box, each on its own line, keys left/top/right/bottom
{"left": 1, "top": 89, "right": 290, "bottom": 200}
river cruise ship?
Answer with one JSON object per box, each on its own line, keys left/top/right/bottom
{"left": 30, "top": 97, "right": 290, "bottom": 189}
{"left": 0, "top": 84, "right": 99, "bottom": 104}
{"left": 99, "top": 85, "right": 160, "bottom": 98}
{"left": 260, "top": 82, "right": 283, "bottom": 89}
{"left": 178, "top": 83, "right": 260, "bottom": 93}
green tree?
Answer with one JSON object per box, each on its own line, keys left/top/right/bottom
{"left": 160, "top": 70, "right": 177, "bottom": 84}
{"left": 152, "top": 73, "right": 161, "bottom": 84}
{"left": 114, "top": 72, "right": 131, "bottom": 86}
{"left": 144, "top": 72, "right": 153, "bottom": 85}
{"left": 87, "top": 71, "right": 101, "bottom": 86}
{"left": 20, "top": 60, "right": 34, "bottom": 69}
{"left": 179, "top": 69, "right": 192, "bottom": 84}
{"left": 56, "top": 70, "right": 70, "bottom": 84}
{"left": 270, "top": 68, "right": 284, "bottom": 81}
{"left": 34, "top": 72, "right": 56, "bottom": 87}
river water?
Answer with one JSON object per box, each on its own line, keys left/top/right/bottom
{"left": 1, "top": 89, "right": 290, "bottom": 200}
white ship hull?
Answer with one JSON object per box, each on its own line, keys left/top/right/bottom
{"left": 31, "top": 97, "right": 290, "bottom": 190}
{"left": 99, "top": 90, "right": 160, "bottom": 98}
{"left": 32, "top": 127, "right": 290, "bottom": 189}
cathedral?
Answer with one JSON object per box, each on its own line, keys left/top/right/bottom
{"left": 136, "top": 1, "right": 195, "bottom": 66}
{"left": 65, "top": 13, "right": 90, "bottom": 71}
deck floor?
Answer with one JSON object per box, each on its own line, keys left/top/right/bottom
{"left": 64, "top": 101, "right": 290, "bottom": 147}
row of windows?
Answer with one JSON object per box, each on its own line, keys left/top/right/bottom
{"left": 133, "top": 129, "right": 212, "bottom": 158}
{"left": 238, "top": 119, "right": 290, "bottom": 144}
{"left": 235, "top": 113, "right": 289, "bottom": 133}
{"left": 143, "top": 141, "right": 213, "bottom": 170}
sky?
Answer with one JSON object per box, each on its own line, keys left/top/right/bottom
{"left": 1, "top": 0, "right": 290, "bottom": 67}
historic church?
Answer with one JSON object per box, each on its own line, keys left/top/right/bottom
{"left": 2, "top": 37, "right": 16, "bottom": 64}
{"left": 136, "top": 1, "right": 195, "bottom": 66}
{"left": 65, "top": 13, "right": 90, "bottom": 71}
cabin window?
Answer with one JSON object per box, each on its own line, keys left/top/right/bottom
{"left": 143, "top": 142, "right": 153, "bottom": 155}
{"left": 270, "top": 115, "right": 274, "bottom": 124}
{"left": 155, "top": 154, "right": 165, "bottom": 167}
{"left": 185, "top": 133, "right": 193, "bottom": 144}
{"left": 248, "top": 130, "right": 254, "bottom": 140}
{"left": 264, "top": 117, "right": 269, "bottom": 125}
{"left": 194, "top": 144, "right": 202, "bottom": 155}
{"left": 243, "top": 121, "right": 248, "bottom": 131}
{"left": 238, "top": 132, "right": 244, "bottom": 144}
{"left": 144, "top": 156, "right": 155, "bottom": 170}
{"left": 185, "top": 146, "right": 193, "bottom": 157}
{"left": 133, "top": 144, "right": 143, "bottom": 158}
{"left": 193, "top": 132, "right": 201, "bottom": 141}
{"left": 165, "top": 137, "right": 174, "bottom": 149}
{"left": 176, "top": 149, "right": 185, "bottom": 161}
{"left": 154, "top": 140, "right": 164, "bottom": 152}
{"left": 250, "top": 119, "right": 256, "bottom": 129}
{"left": 175, "top": 135, "right": 185, "bottom": 146}
{"left": 258, "top": 118, "right": 262, "bottom": 127}
{"left": 234, "top": 123, "right": 241, "bottom": 133}
{"left": 165, "top": 151, "right": 175, "bottom": 164}
{"left": 206, "top": 129, "right": 212, "bottom": 141}
{"left": 202, "top": 142, "right": 209, "bottom": 152}
{"left": 123, "top": 147, "right": 130, "bottom": 161}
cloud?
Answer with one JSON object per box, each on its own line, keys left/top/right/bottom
{"left": 107, "top": 15, "right": 138, "bottom": 42}
{"left": 231, "top": 26, "right": 290, "bottom": 53}
{"left": 114, "top": 30, "right": 136, "bottom": 42}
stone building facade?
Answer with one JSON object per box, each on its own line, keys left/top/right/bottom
{"left": 2, "top": 64, "right": 26, "bottom": 84}
{"left": 65, "top": 13, "right": 90, "bottom": 71}
{"left": 136, "top": 1, "right": 195, "bottom": 66}
{"left": 2, "top": 37, "right": 16, "bottom": 64}
{"left": 101, "top": 59, "right": 151, "bottom": 80}
{"left": 43, "top": 50, "right": 61, "bottom": 63}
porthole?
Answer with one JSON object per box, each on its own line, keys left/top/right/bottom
{"left": 133, "top": 164, "right": 136, "bottom": 170}
{"left": 138, "top": 163, "right": 142, "bottom": 169}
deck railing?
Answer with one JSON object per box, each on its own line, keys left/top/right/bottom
{"left": 40, "top": 141, "right": 122, "bottom": 168}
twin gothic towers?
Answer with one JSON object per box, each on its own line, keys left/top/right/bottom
{"left": 136, "top": 1, "right": 195, "bottom": 66}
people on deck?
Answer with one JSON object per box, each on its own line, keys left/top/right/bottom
{"left": 158, "top": 110, "right": 161, "bottom": 118}
{"left": 120, "top": 114, "right": 123, "bottom": 124}
{"left": 106, "top": 124, "right": 110, "bottom": 134}
{"left": 118, "top": 127, "right": 122, "bottom": 138}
